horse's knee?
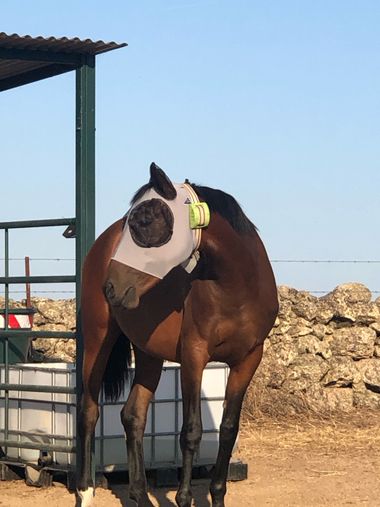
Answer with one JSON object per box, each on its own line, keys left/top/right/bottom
{"left": 219, "top": 420, "right": 238, "bottom": 443}
{"left": 120, "top": 408, "right": 145, "bottom": 439}
{"left": 179, "top": 422, "right": 202, "bottom": 453}
{"left": 78, "top": 402, "right": 99, "bottom": 435}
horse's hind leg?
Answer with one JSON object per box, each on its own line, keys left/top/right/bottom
{"left": 76, "top": 317, "right": 120, "bottom": 507}
{"left": 121, "top": 347, "right": 163, "bottom": 507}
{"left": 210, "top": 344, "right": 264, "bottom": 507}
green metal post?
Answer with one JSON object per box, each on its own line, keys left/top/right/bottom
{"left": 4, "top": 229, "right": 9, "bottom": 455}
{"left": 76, "top": 55, "right": 96, "bottom": 293}
{"left": 75, "top": 55, "right": 96, "bottom": 485}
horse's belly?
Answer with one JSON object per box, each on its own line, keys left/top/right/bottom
{"left": 208, "top": 318, "right": 262, "bottom": 365}
{"left": 209, "top": 337, "right": 256, "bottom": 364}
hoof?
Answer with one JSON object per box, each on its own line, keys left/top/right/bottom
{"left": 76, "top": 487, "right": 95, "bottom": 507}
{"left": 129, "top": 492, "right": 155, "bottom": 507}
{"left": 175, "top": 490, "right": 192, "bottom": 507}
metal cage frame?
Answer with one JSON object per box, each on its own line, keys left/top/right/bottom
{"left": 0, "top": 32, "right": 126, "bottom": 483}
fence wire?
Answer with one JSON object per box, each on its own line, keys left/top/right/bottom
{"left": 0, "top": 258, "right": 379, "bottom": 296}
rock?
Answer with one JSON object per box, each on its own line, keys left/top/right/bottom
{"left": 284, "top": 354, "right": 329, "bottom": 391}
{"left": 353, "top": 386, "right": 380, "bottom": 409}
{"left": 301, "top": 385, "right": 353, "bottom": 413}
{"left": 271, "top": 321, "right": 291, "bottom": 339}
{"left": 32, "top": 298, "right": 76, "bottom": 330}
{"left": 322, "top": 284, "right": 379, "bottom": 324}
{"left": 256, "top": 354, "right": 288, "bottom": 389}
{"left": 312, "top": 323, "right": 327, "bottom": 340}
{"left": 277, "top": 286, "right": 299, "bottom": 302}
{"left": 340, "top": 302, "right": 380, "bottom": 325}
{"left": 270, "top": 339, "right": 299, "bottom": 367}
{"left": 330, "top": 327, "right": 376, "bottom": 359}
{"left": 323, "top": 388, "right": 353, "bottom": 412}
{"left": 355, "top": 359, "right": 380, "bottom": 392}
{"left": 32, "top": 338, "right": 76, "bottom": 362}
{"left": 297, "top": 334, "right": 332, "bottom": 359}
{"left": 277, "top": 299, "right": 293, "bottom": 320}
{"left": 54, "top": 339, "right": 76, "bottom": 362}
{"left": 288, "top": 324, "right": 314, "bottom": 337}
{"left": 314, "top": 300, "right": 334, "bottom": 324}
{"left": 370, "top": 320, "right": 380, "bottom": 335}
{"left": 302, "top": 385, "right": 326, "bottom": 411}
{"left": 29, "top": 298, "right": 76, "bottom": 362}
{"left": 275, "top": 289, "right": 295, "bottom": 323}
{"left": 323, "top": 357, "right": 360, "bottom": 387}
{"left": 292, "top": 291, "right": 318, "bottom": 321}
{"left": 326, "top": 283, "right": 372, "bottom": 304}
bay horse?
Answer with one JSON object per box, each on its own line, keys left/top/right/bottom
{"left": 76, "top": 163, "right": 278, "bottom": 507}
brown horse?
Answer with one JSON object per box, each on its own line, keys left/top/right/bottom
{"left": 76, "top": 163, "right": 278, "bottom": 507}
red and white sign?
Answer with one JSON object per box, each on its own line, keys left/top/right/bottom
{"left": 0, "top": 314, "right": 31, "bottom": 329}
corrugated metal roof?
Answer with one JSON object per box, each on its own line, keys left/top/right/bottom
{"left": 0, "top": 32, "right": 127, "bottom": 91}
{"left": 0, "top": 32, "right": 127, "bottom": 55}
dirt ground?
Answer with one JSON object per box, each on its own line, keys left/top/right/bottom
{"left": 0, "top": 413, "right": 379, "bottom": 506}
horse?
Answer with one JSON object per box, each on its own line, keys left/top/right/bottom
{"left": 76, "top": 163, "right": 278, "bottom": 507}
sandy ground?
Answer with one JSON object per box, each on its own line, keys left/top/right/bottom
{"left": 0, "top": 413, "right": 379, "bottom": 506}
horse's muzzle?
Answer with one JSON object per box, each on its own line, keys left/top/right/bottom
{"left": 105, "top": 259, "right": 160, "bottom": 311}
{"left": 104, "top": 280, "right": 140, "bottom": 309}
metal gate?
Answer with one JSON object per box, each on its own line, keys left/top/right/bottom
{"left": 0, "top": 33, "right": 126, "bottom": 482}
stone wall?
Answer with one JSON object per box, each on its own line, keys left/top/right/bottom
{"left": 257, "top": 283, "right": 380, "bottom": 413}
{"left": 4, "top": 282, "right": 380, "bottom": 412}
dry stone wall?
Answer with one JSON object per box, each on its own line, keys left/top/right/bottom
{"left": 4, "top": 282, "right": 380, "bottom": 412}
{"left": 260, "top": 283, "right": 380, "bottom": 412}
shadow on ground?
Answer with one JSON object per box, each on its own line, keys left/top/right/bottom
{"left": 108, "top": 481, "right": 212, "bottom": 506}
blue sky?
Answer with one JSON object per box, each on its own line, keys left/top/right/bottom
{"left": 0, "top": 1, "right": 379, "bottom": 297}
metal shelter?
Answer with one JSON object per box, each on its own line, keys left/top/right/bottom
{"left": 0, "top": 32, "right": 126, "bottom": 479}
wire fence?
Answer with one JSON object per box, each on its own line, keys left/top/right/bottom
{"left": 0, "top": 258, "right": 379, "bottom": 296}
{"left": 2, "top": 258, "right": 380, "bottom": 263}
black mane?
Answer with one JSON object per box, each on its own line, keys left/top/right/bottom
{"left": 192, "top": 184, "right": 257, "bottom": 234}
{"left": 130, "top": 181, "right": 257, "bottom": 234}
{"left": 131, "top": 182, "right": 153, "bottom": 205}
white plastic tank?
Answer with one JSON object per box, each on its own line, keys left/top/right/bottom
{"left": 0, "top": 362, "right": 229, "bottom": 470}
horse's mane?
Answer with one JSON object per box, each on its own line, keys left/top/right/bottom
{"left": 131, "top": 183, "right": 152, "bottom": 205}
{"left": 130, "top": 181, "right": 257, "bottom": 234}
{"left": 192, "top": 184, "right": 257, "bottom": 234}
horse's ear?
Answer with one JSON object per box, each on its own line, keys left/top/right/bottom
{"left": 149, "top": 162, "right": 177, "bottom": 200}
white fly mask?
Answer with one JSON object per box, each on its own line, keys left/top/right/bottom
{"left": 112, "top": 183, "right": 210, "bottom": 279}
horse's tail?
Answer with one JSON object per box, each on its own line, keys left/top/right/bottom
{"left": 103, "top": 333, "right": 132, "bottom": 402}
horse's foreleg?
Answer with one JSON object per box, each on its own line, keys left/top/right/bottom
{"left": 121, "top": 348, "right": 163, "bottom": 507}
{"left": 210, "top": 344, "right": 264, "bottom": 507}
{"left": 76, "top": 321, "right": 119, "bottom": 507}
{"left": 175, "top": 352, "right": 208, "bottom": 507}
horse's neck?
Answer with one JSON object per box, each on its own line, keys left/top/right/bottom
{"left": 200, "top": 218, "right": 258, "bottom": 290}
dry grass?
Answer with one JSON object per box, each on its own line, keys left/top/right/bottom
{"left": 239, "top": 375, "right": 380, "bottom": 461}
{"left": 238, "top": 410, "right": 380, "bottom": 461}
{"left": 242, "top": 376, "right": 313, "bottom": 422}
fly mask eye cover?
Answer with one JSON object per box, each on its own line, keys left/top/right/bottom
{"left": 128, "top": 198, "right": 174, "bottom": 248}
{"left": 112, "top": 183, "right": 210, "bottom": 279}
